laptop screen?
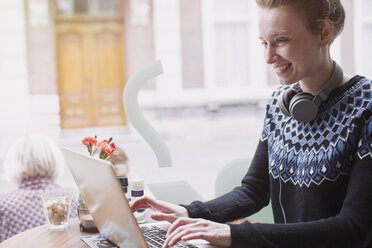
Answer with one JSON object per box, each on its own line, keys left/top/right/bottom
{"left": 61, "top": 147, "right": 148, "bottom": 247}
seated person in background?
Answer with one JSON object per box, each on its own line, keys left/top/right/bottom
{"left": 0, "top": 134, "right": 78, "bottom": 242}
{"left": 110, "top": 147, "right": 130, "bottom": 177}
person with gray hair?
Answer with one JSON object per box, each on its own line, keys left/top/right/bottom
{"left": 0, "top": 134, "right": 78, "bottom": 242}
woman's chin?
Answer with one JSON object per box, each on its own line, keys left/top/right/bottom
{"left": 278, "top": 78, "right": 296, "bottom": 86}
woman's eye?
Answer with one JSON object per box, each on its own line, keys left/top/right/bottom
{"left": 276, "top": 38, "right": 288, "bottom": 44}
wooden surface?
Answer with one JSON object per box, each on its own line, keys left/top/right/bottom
{"left": 0, "top": 218, "right": 96, "bottom": 248}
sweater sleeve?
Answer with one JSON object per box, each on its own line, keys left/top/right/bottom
{"left": 229, "top": 159, "right": 372, "bottom": 248}
{"left": 228, "top": 117, "right": 372, "bottom": 248}
{"left": 183, "top": 139, "right": 270, "bottom": 223}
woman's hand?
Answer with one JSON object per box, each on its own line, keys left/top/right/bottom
{"left": 130, "top": 196, "right": 189, "bottom": 223}
{"left": 162, "top": 217, "right": 232, "bottom": 248}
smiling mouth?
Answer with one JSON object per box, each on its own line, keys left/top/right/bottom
{"left": 274, "top": 63, "right": 292, "bottom": 73}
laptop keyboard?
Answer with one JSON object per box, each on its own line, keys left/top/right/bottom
{"left": 141, "top": 226, "right": 198, "bottom": 248}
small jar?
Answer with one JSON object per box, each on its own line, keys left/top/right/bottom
{"left": 131, "top": 178, "right": 147, "bottom": 223}
{"left": 117, "top": 176, "right": 131, "bottom": 201}
{"left": 77, "top": 206, "right": 99, "bottom": 233}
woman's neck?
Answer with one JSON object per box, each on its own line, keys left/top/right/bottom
{"left": 299, "top": 58, "right": 334, "bottom": 95}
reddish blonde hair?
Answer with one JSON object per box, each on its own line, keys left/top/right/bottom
{"left": 256, "top": 0, "right": 345, "bottom": 43}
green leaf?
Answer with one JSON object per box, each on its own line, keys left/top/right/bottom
{"left": 78, "top": 193, "right": 87, "bottom": 208}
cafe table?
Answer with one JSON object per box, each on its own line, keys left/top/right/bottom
{"left": 0, "top": 218, "right": 95, "bottom": 248}
{"left": 0, "top": 217, "right": 251, "bottom": 248}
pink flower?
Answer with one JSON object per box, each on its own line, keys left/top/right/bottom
{"left": 82, "top": 137, "right": 97, "bottom": 146}
{"left": 82, "top": 136, "right": 117, "bottom": 160}
{"left": 97, "top": 141, "right": 112, "bottom": 154}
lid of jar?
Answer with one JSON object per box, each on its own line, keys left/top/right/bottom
{"left": 131, "top": 178, "right": 144, "bottom": 191}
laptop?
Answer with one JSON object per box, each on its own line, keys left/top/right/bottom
{"left": 61, "top": 147, "right": 218, "bottom": 248}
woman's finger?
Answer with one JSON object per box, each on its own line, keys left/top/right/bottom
{"left": 129, "top": 196, "right": 151, "bottom": 211}
{"left": 162, "top": 219, "right": 232, "bottom": 248}
{"left": 150, "top": 213, "right": 178, "bottom": 223}
{"left": 166, "top": 217, "right": 199, "bottom": 236}
{"left": 166, "top": 227, "right": 206, "bottom": 247}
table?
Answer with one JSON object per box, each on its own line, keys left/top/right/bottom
{"left": 0, "top": 217, "right": 252, "bottom": 248}
{"left": 0, "top": 218, "right": 96, "bottom": 248}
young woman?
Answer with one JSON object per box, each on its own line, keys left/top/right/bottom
{"left": 131, "top": 1, "right": 372, "bottom": 247}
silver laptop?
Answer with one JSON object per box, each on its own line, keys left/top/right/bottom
{"left": 61, "top": 147, "right": 217, "bottom": 248}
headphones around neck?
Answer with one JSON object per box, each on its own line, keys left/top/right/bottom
{"left": 278, "top": 61, "right": 343, "bottom": 122}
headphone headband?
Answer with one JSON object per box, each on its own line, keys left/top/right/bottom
{"left": 279, "top": 60, "right": 344, "bottom": 122}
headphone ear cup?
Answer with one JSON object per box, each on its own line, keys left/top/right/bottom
{"left": 289, "top": 93, "right": 318, "bottom": 122}
{"left": 279, "top": 88, "right": 298, "bottom": 117}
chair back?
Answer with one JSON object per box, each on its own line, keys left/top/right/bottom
{"left": 215, "top": 158, "right": 251, "bottom": 197}
{"left": 215, "top": 158, "right": 274, "bottom": 223}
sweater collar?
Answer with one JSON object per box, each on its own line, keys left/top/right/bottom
{"left": 19, "top": 177, "right": 53, "bottom": 190}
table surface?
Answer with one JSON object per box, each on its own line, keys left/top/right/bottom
{"left": 0, "top": 217, "right": 252, "bottom": 248}
{"left": 0, "top": 187, "right": 159, "bottom": 248}
{"left": 0, "top": 218, "right": 95, "bottom": 248}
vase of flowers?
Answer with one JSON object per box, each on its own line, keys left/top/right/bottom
{"left": 77, "top": 135, "right": 117, "bottom": 232}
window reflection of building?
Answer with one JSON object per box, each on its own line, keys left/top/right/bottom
{"left": 0, "top": 0, "right": 371, "bottom": 133}
{"left": 356, "top": 0, "right": 372, "bottom": 79}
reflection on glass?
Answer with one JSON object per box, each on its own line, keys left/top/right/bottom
{"left": 363, "top": 24, "right": 372, "bottom": 79}
{"left": 362, "top": 0, "right": 372, "bottom": 17}
{"left": 215, "top": 0, "right": 250, "bottom": 16}
{"left": 56, "top": 0, "right": 119, "bottom": 16}
{"left": 56, "top": 0, "right": 74, "bottom": 15}
{"left": 214, "top": 23, "right": 250, "bottom": 88}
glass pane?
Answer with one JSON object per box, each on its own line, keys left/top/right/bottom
{"left": 56, "top": 0, "right": 74, "bottom": 15}
{"left": 56, "top": 0, "right": 119, "bottom": 16}
{"left": 215, "top": 0, "right": 250, "bottom": 16}
{"left": 214, "top": 23, "right": 250, "bottom": 87}
{"left": 96, "top": 0, "right": 119, "bottom": 14}
{"left": 74, "top": 0, "right": 88, "bottom": 14}
{"left": 362, "top": 0, "right": 372, "bottom": 17}
{"left": 362, "top": 24, "right": 372, "bottom": 79}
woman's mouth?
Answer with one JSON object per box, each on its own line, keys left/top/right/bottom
{"left": 274, "top": 63, "right": 292, "bottom": 74}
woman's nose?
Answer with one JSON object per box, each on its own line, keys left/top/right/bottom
{"left": 265, "top": 45, "right": 277, "bottom": 64}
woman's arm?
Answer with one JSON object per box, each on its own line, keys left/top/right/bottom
{"left": 229, "top": 158, "right": 372, "bottom": 248}
{"left": 184, "top": 139, "right": 271, "bottom": 223}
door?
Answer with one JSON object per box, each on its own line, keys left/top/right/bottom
{"left": 55, "top": 0, "right": 126, "bottom": 129}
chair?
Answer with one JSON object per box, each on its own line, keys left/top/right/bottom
{"left": 215, "top": 158, "right": 274, "bottom": 223}
{"left": 147, "top": 180, "right": 205, "bottom": 205}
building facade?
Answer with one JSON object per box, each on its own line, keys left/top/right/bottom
{"left": 0, "top": 0, "right": 370, "bottom": 133}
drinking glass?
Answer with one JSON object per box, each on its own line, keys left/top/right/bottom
{"left": 41, "top": 193, "right": 71, "bottom": 231}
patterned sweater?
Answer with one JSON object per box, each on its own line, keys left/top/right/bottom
{"left": 184, "top": 75, "right": 372, "bottom": 248}
{"left": 0, "top": 177, "right": 78, "bottom": 242}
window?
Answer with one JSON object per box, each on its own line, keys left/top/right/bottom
{"left": 355, "top": 0, "right": 372, "bottom": 79}
{"left": 55, "top": 0, "right": 120, "bottom": 17}
{"left": 212, "top": 0, "right": 252, "bottom": 88}
{"left": 202, "top": 0, "right": 272, "bottom": 101}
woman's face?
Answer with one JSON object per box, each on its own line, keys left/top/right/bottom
{"left": 258, "top": 6, "right": 325, "bottom": 86}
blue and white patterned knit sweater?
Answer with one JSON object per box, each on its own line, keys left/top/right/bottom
{"left": 185, "top": 75, "right": 372, "bottom": 248}
{"left": 264, "top": 76, "right": 371, "bottom": 187}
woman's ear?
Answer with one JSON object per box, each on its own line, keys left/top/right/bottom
{"left": 320, "top": 19, "right": 334, "bottom": 46}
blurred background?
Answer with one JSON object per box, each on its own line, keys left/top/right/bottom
{"left": 0, "top": 0, "right": 371, "bottom": 200}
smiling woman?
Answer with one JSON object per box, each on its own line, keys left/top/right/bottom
{"left": 129, "top": 1, "right": 372, "bottom": 247}
{"left": 257, "top": 1, "right": 346, "bottom": 93}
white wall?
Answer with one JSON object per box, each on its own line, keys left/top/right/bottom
{"left": 0, "top": 0, "right": 30, "bottom": 156}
